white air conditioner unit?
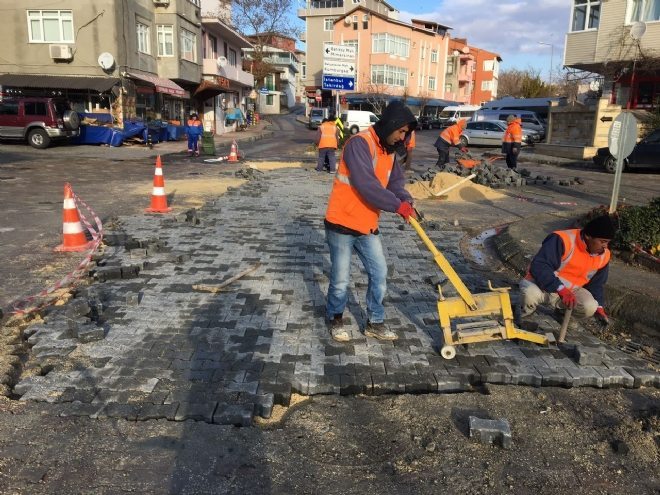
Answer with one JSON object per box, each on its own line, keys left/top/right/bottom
{"left": 344, "top": 16, "right": 352, "bottom": 25}
{"left": 153, "top": 0, "right": 170, "bottom": 6}
{"left": 49, "top": 44, "right": 73, "bottom": 60}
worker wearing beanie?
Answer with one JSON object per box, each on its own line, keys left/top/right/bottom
{"left": 519, "top": 215, "right": 617, "bottom": 326}
{"left": 323, "top": 100, "right": 417, "bottom": 343}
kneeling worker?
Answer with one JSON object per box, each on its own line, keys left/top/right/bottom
{"left": 434, "top": 119, "right": 468, "bottom": 168}
{"left": 519, "top": 215, "right": 616, "bottom": 326}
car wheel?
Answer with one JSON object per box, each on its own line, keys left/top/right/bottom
{"left": 459, "top": 136, "right": 469, "bottom": 148}
{"left": 62, "top": 110, "right": 80, "bottom": 131}
{"left": 350, "top": 125, "right": 359, "bottom": 135}
{"left": 603, "top": 155, "right": 619, "bottom": 174}
{"left": 28, "top": 128, "right": 51, "bottom": 149}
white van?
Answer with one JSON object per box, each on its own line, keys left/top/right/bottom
{"left": 436, "top": 105, "right": 481, "bottom": 128}
{"left": 341, "top": 110, "right": 379, "bottom": 135}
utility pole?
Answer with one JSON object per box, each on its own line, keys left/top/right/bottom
{"left": 538, "top": 42, "right": 554, "bottom": 89}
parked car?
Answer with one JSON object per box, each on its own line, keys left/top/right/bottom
{"left": 0, "top": 97, "right": 80, "bottom": 148}
{"left": 308, "top": 107, "right": 331, "bottom": 130}
{"left": 340, "top": 110, "right": 379, "bottom": 135}
{"left": 417, "top": 114, "right": 438, "bottom": 130}
{"left": 473, "top": 109, "right": 546, "bottom": 139}
{"left": 459, "top": 120, "right": 539, "bottom": 147}
{"left": 593, "top": 128, "right": 660, "bottom": 173}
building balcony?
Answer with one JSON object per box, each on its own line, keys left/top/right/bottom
{"left": 458, "top": 71, "right": 471, "bottom": 83}
{"left": 202, "top": 59, "right": 254, "bottom": 87}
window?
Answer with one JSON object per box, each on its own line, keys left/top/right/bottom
{"left": 371, "top": 64, "right": 408, "bottom": 87}
{"left": 352, "top": 0, "right": 361, "bottom": 3}
{"left": 311, "top": 0, "right": 344, "bottom": 7}
{"left": 372, "top": 33, "right": 410, "bottom": 57}
{"left": 207, "top": 35, "right": 217, "bottom": 59}
{"left": 446, "top": 60, "right": 454, "bottom": 74}
{"left": 24, "top": 102, "right": 47, "bottom": 115}
{"left": 137, "top": 22, "right": 150, "bottom": 54}
{"left": 0, "top": 102, "right": 19, "bottom": 115}
{"left": 421, "top": 47, "right": 425, "bottom": 59}
{"left": 157, "top": 25, "right": 174, "bottom": 57}
{"left": 181, "top": 28, "right": 197, "bottom": 62}
{"left": 484, "top": 60, "right": 494, "bottom": 71}
{"left": 266, "top": 94, "right": 274, "bottom": 105}
{"left": 571, "top": 0, "right": 600, "bottom": 31}
{"left": 343, "top": 39, "right": 358, "bottom": 52}
{"left": 324, "top": 18, "right": 335, "bottom": 31}
{"left": 428, "top": 76, "right": 436, "bottom": 90}
{"left": 362, "top": 14, "right": 369, "bottom": 29}
{"left": 431, "top": 50, "right": 438, "bottom": 63}
{"left": 228, "top": 48, "right": 237, "bottom": 66}
{"left": 265, "top": 74, "right": 275, "bottom": 91}
{"left": 302, "top": 62, "right": 306, "bottom": 78}
{"left": 27, "top": 10, "right": 74, "bottom": 43}
{"left": 628, "top": 0, "right": 660, "bottom": 22}
{"left": 482, "top": 80, "right": 493, "bottom": 91}
{"left": 484, "top": 122, "right": 502, "bottom": 132}
{"left": 445, "top": 83, "right": 452, "bottom": 93}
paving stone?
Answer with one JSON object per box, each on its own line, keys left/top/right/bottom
{"left": 57, "top": 401, "right": 103, "bottom": 418}
{"left": 76, "top": 325, "right": 105, "bottom": 343}
{"left": 596, "top": 367, "right": 635, "bottom": 388}
{"left": 575, "top": 344, "right": 607, "bottom": 366}
{"left": 469, "top": 416, "right": 512, "bottom": 449}
{"left": 566, "top": 367, "right": 604, "bottom": 388}
{"left": 508, "top": 367, "right": 543, "bottom": 387}
{"left": 95, "top": 402, "right": 141, "bottom": 421}
{"left": 623, "top": 368, "right": 660, "bottom": 388}
{"left": 536, "top": 367, "right": 572, "bottom": 387}
{"left": 174, "top": 401, "right": 217, "bottom": 422}
{"left": 213, "top": 403, "right": 254, "bottom": 426}
{"left": 137, "top": 403, "right": 179, "bottom": 421}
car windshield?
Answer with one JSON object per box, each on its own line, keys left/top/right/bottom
{"left": 311, "top": 110, "right": 324, "bottom": 117}
{"left": 438, "top": 110, "right": 453, "bottom": 118}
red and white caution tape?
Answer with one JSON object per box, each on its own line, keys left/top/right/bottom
{"left": 11, "top": 187, "right": 104, "bottom": 315}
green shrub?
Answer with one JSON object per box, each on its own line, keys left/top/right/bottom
{"left": 583, "top": 197, "right": 660, "bottom": 252}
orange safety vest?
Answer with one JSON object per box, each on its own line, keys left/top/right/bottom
{"left": 325, "top": 127, "right": 395, "bottom": 235}
{"left": 406, "top": 130, "right": 416, "bottom": 151}
{"left": 318, "top": 121, "right": 338, "bottom": 149}
{"left": 503, "top": 119, "right": 523, "bottom": 144}
{"left": 526, "top": 229, "right": 610, "bottom": 289}
{"left": 439, "top": 122, "right": 464, "bottom": 146}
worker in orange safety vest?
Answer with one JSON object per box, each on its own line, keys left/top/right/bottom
{"left": 433, "top": 119, "right": 468, "bottom": 168}
{"left": 186, "top": 113, "right": 204, "bottom": 156}
{"left": 519, "top": 215, "right": 617, "bottom": 328}
{"left": 400, "top": 129, "right": 416, "bottom": 171}
{"left": 502, "top": 114, "right": 523, "bottom": 169}
{"left": 315, "top": 118, "right": 340, "bottom": 172}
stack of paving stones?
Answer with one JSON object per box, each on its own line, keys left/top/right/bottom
{"left": 14, "top": 168, "right": 660, "bottom": 426}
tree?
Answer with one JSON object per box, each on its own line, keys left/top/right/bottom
{"left": 497, "top": 68, "right": 553, "bottom": 98}
{"left": 229, "top": 0, "right": 301, "bottom": 85}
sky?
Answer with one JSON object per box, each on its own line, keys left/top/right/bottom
{"left": 294, "top": 0, "right": 574, "bottom": 81}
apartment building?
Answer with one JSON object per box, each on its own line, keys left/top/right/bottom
{"left": 0, "top": 0, "right": 204, "bottom": 126}
{"left": 471, "top": 46, "right": 501, "bottom": 105}
{"left": 200, "top": 1, "right": 254, "bottom": 134}
{"left": 551, "top": 0, "right": 660, "bottom": 156}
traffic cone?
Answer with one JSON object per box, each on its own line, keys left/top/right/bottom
{"left": 145, "top": 155, "right": 172, "bottom": 213}
{"left": 55, "top": 183, "right": 94, "bottom": 252}
{"left": 228, "top": 140, "right": 239, "bottom": 162}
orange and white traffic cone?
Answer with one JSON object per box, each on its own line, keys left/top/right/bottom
{"left": 145, "top": 155, "right": 172, "bottom": 213}
{"left": 228, "top": 140, "right": 239, "bottom": 162}
{"left": 55, "top": 183, "right": 94, "bottom": 252}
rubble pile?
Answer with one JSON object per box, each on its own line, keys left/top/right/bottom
{"left": 234, "top": 167, "right": 264, "bottom": 181}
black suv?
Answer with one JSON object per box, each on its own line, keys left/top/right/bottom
{"left": 0, "top": 97, "right": 80, "bottom": 148}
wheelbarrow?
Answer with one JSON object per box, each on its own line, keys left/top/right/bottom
{"left": 455, "top": 152, "right": 504, "bottom": 169}
{"left": 408, "top": 216, "right": 552, "bottom": 359}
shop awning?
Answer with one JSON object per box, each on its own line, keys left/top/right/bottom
{"left": 127, "top": 72, "right": 186, "bottom": 97}
{"left": 193, "top": 78, "right": 229, "bottom": 101}
{"left": 0, "top": 74, "right": 119, "bottom": 92}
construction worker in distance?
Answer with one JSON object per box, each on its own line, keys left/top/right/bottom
{"left": 434, "top": 118, "right": 468, "bottom": 168}
{"left": 401, "top": 129, "right": 416, "bottom": 171}
{"left": 332, "top": 111, "right": 345, "bottom": 144}
{"left": 518, "top": 214, "right": 617, "bottom": 329}
{"left": 323, "top": 100, "right": 418, "bottom": 343}
{"left": 502, "top": 114, "right": 523, "bottom": 170}
{"left": 315, "top": 117, "right": 340, "bottom": 172}
{"left": 186, "top": 113, "right": 204, "bottom": 157}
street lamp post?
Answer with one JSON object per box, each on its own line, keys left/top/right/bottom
{"left": 538, "top": 41, "right": 554, "bottom": 88}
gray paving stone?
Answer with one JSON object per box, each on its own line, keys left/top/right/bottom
{"left": 596, "top": 367, "right": 635, "bottom": 388}
{"left": 623, "top": 367, "right": 660, "bottom": 388}
{"left": 566, "top": 367, "right": 604, "bottom": 388}
{"left": 174, "top": 401, "right": 217, "bottom": 422}
{"left": 213, "top": 403, "right": 254, "bottom": 426}
{"left": 469, "top": 416, "right": 512, "bottom": 449}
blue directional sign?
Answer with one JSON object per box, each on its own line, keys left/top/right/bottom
{"left": 259, "top": 87, "right": 269, "bottom": 94}
{"left": 322, "top": 75, "right": 355, "bottom": 91}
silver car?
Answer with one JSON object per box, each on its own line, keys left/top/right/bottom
{"left": 459, "top": 120, "right": 539, "bottom": 147}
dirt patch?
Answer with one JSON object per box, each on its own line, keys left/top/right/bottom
{"left": 407, "top": 172, "right": 506, "bottom": 202}
{"left": 131, "top": 177, "right": 246, "bottom": 209}
{"left": 254, "top": 393, "right": 310, "bottom": 427}
{"left": 245, "top": 161, "right": 306, "bottom": 171}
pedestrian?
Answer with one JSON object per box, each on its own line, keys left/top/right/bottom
{"left": 331, "top": 111, "right": 345, "bottom": 142}
{"left": 502, "top": 114, "right": 523, "bottom": 170}
{"left": 518, "top": 215, "right": 616, "bottom": 328}
{"left": 315, "top": 118, "right": 340, "bottom": 172}
{"left": 323, "top": 100, "right": 418, "bottom": 342}
{"left": 400, "top": 129, "right": 416, "bottom": 171}
{"left": 186, "top": 113, "right": 203, "bottom": 156}
{"left": 434, "top": 119, "right": 468, "bottom": 168}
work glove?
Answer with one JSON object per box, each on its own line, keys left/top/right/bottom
{"left": 396, "top": 201, "right": 416, "bottom": 221}
{"left": 460, "top": 147, "right": 469, "bottom": 153}
{"left": 557, "top": 287, "right": 577, "bottom": 309}
{"left": 594, "top": 307, "right": 610, "bottom": 326}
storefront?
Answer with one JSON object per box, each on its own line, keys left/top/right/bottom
{"left": 125, "top": 72, "right": 189, "bottom": 124}
{"left": 195, "top": 76, "right": 231, "bottom": 134}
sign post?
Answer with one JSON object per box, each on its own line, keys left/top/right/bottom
{"left": 607, "top": 112, "right": 638, "bottom": 214}
{"left": 323, "top": 44, "right": 356, "bottom": 116}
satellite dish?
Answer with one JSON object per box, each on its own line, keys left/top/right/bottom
{"left": 217, "top": 56, "right": 228, "bottom": 68}
{"left": 589, "top": 80, "right": 600, "bottom": 91}
{"left": 630, "top": 21, "right": 647, "bottom": 40}
{"left": 97, "top": 52, "right": 115, "bottom": 70}
{"left": 344, "top": 16, "right": 352, "bottom": 25}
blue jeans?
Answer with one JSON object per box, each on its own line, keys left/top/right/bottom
{"left": 326, "top": 228, "right": 388, "bottom": 323}
{"left": 317, "top": 148, "right": 336, "bottom": 172}
{"left": 188, "top": 135, "right": 200, "bottom": 153}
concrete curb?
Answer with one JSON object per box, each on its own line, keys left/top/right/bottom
{"left": 521, "top": 152, "right": 599, "bottom": 169}
{"left": 493, "top": 212, "right": 660, "bottom": 331}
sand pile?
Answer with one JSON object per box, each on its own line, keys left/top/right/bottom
{"left": 406, "top": 172, "right": 506, "bottom": 202}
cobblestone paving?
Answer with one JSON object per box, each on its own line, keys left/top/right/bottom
{"left": 15, "top": 167, "right": 660, "bottom": 424}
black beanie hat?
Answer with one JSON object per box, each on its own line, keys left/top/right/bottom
{"left": 373, "top": 100, "right": 417, "bottom": 152}
{"left": 583, "top": 215, "right": 617, "bottom": 239}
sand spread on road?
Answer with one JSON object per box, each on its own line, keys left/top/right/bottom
{"left": 406, "top": 172, "right": 506, "bottom": 202}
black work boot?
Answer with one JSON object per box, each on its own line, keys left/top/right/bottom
{"left": 364, "top": 321, "right": 398, "bottom": 341}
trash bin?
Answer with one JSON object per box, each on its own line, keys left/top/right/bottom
{"left": 201, "top": 131, "right": 215, "bottom": 156}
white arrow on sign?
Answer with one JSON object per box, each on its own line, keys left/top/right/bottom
{"left": 323, "top": 59, "right": 355, "bottom": 76}
{"left": 324, "top": 44, "right": 356, "bottom": 60}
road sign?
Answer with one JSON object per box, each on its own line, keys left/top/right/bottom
{"left": 607, "top": 112, "right": 638, "bottom": 214}
{"left": 608, "top": 112, "right": 638, "bottom": 159}
{"left": 322, "top": 75, "right": 355, "bottom": 91}
{"left": 259, "top": 87, "right": 269, "bottom": 94}
{"left": 323, "top": 44, "right": 356, "bottom": 60}
{"left": 323, "top": 59, "right": 355, "bottom": 77}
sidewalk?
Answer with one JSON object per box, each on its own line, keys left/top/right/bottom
{"left": 493, "top": 211, "right": 660, "bottom": 333}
